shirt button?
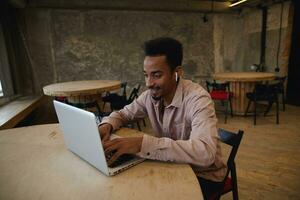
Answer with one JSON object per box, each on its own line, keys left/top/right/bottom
{"left": 147, "top": 152, "right": 150, "bottom": 156}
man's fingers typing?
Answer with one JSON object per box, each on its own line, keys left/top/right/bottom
{"left": 107, "top": 152, "right": 122, "bottom": 166}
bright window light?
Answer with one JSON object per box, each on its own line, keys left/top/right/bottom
{"left": 0, "top": 80, "right": 3, "bottom": 97}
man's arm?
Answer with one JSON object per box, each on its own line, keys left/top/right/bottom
{"left": 98, "top": 91, "right": 148, "bottom": 165}
{"left": 136, "top": 95, "right": 218, "bottom": 167}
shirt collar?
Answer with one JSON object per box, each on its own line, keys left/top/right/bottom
{"left": 167, "top": 78, "right": 183, "bottom": 108}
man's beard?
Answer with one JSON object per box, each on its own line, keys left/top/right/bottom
{"left": 149, "top": 86, "right": 162, "bottom": 101}
{"left": 152, "top": 96, "right": 161, "bottom": 101}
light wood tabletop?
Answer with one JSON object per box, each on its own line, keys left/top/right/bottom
{"left": 43, "top": 80, "right": 121, "bottom": 104}
{"left": 0, "top": 124, "right": 202, "bottom": 200}
{"left": 212, "top": 72, "right": 276, "bottom": 115}
{"left": 213, "top": 72, "right": 275, "bottom": 82}
{"left": 43, "top": 80, "right": 121, "bottom": 97}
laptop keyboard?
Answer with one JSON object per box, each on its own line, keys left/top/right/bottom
{"left": 106, "top": 152, "right": 135, "bottom": 168}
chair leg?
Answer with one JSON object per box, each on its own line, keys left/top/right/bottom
{"left": 95, "top": 101, "right": 102, "bottom": 114}
{"left": 231, "top": 163, "right": 239, "bottom": 200}
{"left": 102, "top": 102, "right": 106, "bottom": 111}
{"left": 229, "top": 98, "right": 233, "bottom": 117}
{"left": 276, "top": 98, "right": 279, "bottom": 124}
{"left": 136, "top": 121, "right": 142, "bottom": 131}
{"left": 264, "top": 101, "right": 273, "bottom": 116}
{"left": 282, "top": 92, "right": 286, "bottom": 111}
{"left": 244, "top": 100, "right": 251, "bottom": 116}
{"left": 110, "top": 103, "right": 113, "bottom": 112}
{"left": 143, "top": 119, "right": 146, "bottom": 127}
{"left": 254, "top": 100, "right": 257, "bottom": 125}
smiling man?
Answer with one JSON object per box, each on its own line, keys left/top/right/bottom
{"left": 99, "top": 37, "right": 226, "bottom": 199}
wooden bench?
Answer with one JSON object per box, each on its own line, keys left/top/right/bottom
{"left": 0, "top": 95, "right": 46, "bottom": 130}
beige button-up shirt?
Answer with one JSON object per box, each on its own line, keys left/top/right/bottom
{"left": 101, "top": 79, "right": 226, "bottom": 182}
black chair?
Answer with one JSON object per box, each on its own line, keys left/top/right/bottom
{"left": 209, "top": 129, "right": 244, "bottom": 200}
{"left": 206, "top": 80, "right": 233, "bottom": 123}
{"left": 244, "top": 82, "right": 280, "bottom": 125}
{"left": 102, "top": 82, "right": 127, "bottom": 110}
{"left": 105, "top": 84, "right": 145, "bottom": 131}
{"left": 109, "top": 84, "right": 141, "bottom": 111}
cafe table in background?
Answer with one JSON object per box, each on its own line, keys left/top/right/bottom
{"left": 43, "top": 80, "right": 121, "bottom": 112}
{"left": 213, "top": 72, "right": 275, "bottom": 115}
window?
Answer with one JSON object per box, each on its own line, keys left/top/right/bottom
{"left": 0, "top": 22, "right": 15, "bottom": 105}
{"left": 0, "top": 80, "right": 3, "bottom": 97}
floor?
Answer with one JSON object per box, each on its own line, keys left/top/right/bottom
{"left": 141, "top": 104, "right": 300, "bottom": 200}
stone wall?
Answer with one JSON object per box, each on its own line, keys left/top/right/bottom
{"left": 214, "top": 1, "right": 291, "bottom": 74}
{"left": 22, "top": 1, "right": 292, "bottom": 94}
{"left": 24, "top": 8, "right": 216, "bottom": 92}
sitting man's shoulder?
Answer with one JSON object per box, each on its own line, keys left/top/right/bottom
{"left": 182, "top": 79, "right": 210, "bottom": 98}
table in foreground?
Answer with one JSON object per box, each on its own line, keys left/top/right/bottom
{"left": 213, "top": 72, "right": 275, "bottom": 115}
{"left": 0, "top": 124, "right": 202, "bottom": 200}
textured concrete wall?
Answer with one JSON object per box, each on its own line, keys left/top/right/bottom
{"left": 214, "top": 2, "right": 291, "bottom": 74}
{"left": 25, "top": 9, "right": 215, "bottom": 92}
{"left": 213, "top": 13, "right": 244, "bottom": 73}
{"left": 23, "top": 2, "right": 291, "bottom": 95}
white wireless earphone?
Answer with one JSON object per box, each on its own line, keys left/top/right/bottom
{"left": 175, "top": 72, "right": 178, "bottom": 81}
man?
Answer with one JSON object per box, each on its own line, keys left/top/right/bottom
{"left": 99, "top": 37, "right": 226, "bottom": 199}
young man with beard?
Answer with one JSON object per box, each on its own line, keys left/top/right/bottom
{"left": 99, "top": 37, "right": 226, "bottom": 199}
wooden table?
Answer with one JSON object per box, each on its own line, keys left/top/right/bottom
{"left": 43, "top": 80, "right": 121, "bottom": 104}
{"left": 213, "top": 72, "right": 275, "bottom": 115}
{"left": 0, "top": 124, "right": 202, "bottom": 200}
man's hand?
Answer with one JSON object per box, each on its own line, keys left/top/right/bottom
{"left": 98, "top": 123, "right": 113, "bottom": 142}
{"left": 103, "top": 137, "right": 143, "bottom": 166}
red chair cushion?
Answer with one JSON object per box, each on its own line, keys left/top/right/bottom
{"left": 222, "top": 177, "right": 233, "bottom": 194}
{"left": 208, "top": 177, "right": 233, "bottom": 200}
{"left": 210, "top": 90, "right": 230, "bottom": 100}
{"left": 55, "top": 96, "right": 67, "bottom": 102}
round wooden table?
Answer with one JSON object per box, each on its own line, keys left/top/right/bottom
{"left": 0, "top": 124, "right": 203, "bottom": 200}
{"left": 213, "top": 72, "right": 275, "bottom": 115}
{"left": 43, "top": 80, "right": 121, "bottom": 103}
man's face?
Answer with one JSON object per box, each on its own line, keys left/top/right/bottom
{"left": 143, "top": 55, "right": 177, "bottom": 101}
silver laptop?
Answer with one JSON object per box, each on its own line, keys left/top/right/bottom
{"left": 53, "top": 100, "right": 144, "bottom": 176}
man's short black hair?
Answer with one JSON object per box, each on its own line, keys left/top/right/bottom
{"left": 143, "top": 37, "right": 183, "bottom": 71}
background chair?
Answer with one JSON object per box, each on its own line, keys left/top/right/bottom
{"left": 209, "top": 128, "right": 244, "bottom": 200}
{"left": 109, "top": 84, "right": 140, "bottom": 111}
{"left": 102, "top": 82, "right": 127, "bottom": 110}
{"left": 206, "top": 80, "right": 233, "bottom": 123}
{"left": 244, "top": 82, "right": 280, "bottom": 125}
{"left": 104, "top": 84, "right": 145, "bottom": 131}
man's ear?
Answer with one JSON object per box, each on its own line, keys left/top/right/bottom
{"left": 174, "top": 66, "right": 183, "bottom": 78}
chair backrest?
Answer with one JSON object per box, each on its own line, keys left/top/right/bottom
{"left": 128, "top": 84, "right": 141, "bottom": 103}
{"left": 206, "top": 80, "right": 230, "bottom": 93}
{"left": 254, "top": 82, "right": 280, "bottom": 100}
{"left": 275, "top": 76, "right": 286, "bottom": 83}
{"left": 218, "top": 128, "right": 244, "bottom": 180}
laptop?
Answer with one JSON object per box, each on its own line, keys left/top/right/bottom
{"left": 53, "top": 100, "right": 145, "bottom": 176}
